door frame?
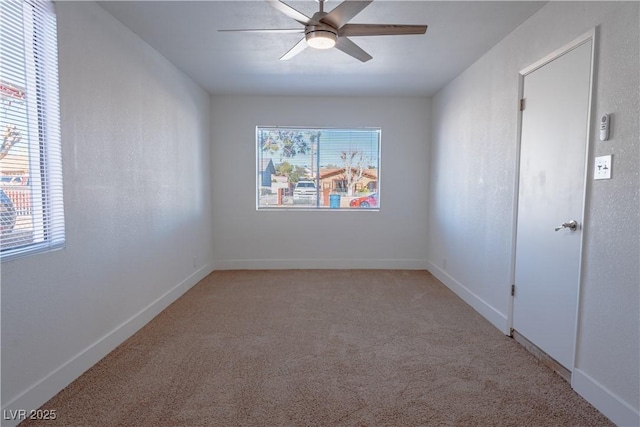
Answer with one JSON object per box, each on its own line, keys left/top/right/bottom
{"left": 507, "top": 28, "right": 597, "bottom": 374}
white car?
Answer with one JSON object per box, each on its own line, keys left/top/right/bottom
{"left": 293, "top": 180, "right": 317, "bottom": 204}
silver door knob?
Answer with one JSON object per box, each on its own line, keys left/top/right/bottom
{"left": 555, "top": 220, "right": 578, "bottom": 231}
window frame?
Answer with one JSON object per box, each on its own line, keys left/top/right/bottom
{"left": 255, "top": 126, "right": 381, "bottom": 211}
{"left": 0, "top": 0, "right": 64, "bottom": 262}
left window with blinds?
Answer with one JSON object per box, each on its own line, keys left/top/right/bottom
{"left": 0, "top": 0, "right": 64, "bottom": 261}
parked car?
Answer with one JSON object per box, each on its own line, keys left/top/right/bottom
{"left": 293, "top": 180, "right": 317, "bottom": 204}
{"left": 0, "top": 189, "right": 16, "bottom": 234}
{"left": 350, "top": 192, "right": 378, "bottom": 208}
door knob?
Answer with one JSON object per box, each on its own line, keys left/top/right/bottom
{"left": 555, "top": 220, "right": 578, "bottom": 231}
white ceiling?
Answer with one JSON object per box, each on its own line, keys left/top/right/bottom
{"left": 98, "top": 1, "right": 546, "bottom": 97}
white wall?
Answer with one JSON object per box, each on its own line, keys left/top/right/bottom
{"left": 211, "top": 96, "right": 430, "bottom": 270}
{"left": 1, "top": 2, "right": 213, "bottom": 422}
{"left": 427, "top": 2, "right": 639, "bottom": 425}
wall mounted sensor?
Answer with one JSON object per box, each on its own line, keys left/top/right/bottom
{"left": 600, "top": 114, "right": 610, "bottom": 141}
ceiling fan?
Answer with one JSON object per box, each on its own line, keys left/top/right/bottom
{"left": 220, "top": 0, "right": 428, "bottom": 62}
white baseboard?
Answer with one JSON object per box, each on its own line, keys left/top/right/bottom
{"left": 1, "top": 261, "right": 215, "bottom": 427}
{"left": 572, "top": 368, "right": 640, "bottom": 427}
{"left": 426, "top": 261, "right": 509, "bottom": 334}
{"left": 213, "top": 258, "right": 428, "bottom": 270}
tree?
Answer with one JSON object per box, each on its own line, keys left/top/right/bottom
{"left": 275, "top": 161, "right": 293, "bottom": 176}
{"left": 275, "top": 161, "right": 307, "bottom": 184}
{"left": 259, "top": 129, "right": 317, "bottom": 162}
{"left": 290, "top": 166, "right": 307, "bottom": 183}
{"left": 1, "top": 124, "right": 21, "bottom": 161}
{"left": 340, "top": 150, "right": 367, "bottom": 196}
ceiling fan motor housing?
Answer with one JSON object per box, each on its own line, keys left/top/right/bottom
{"left": 305, "top": 23, "right": 338, "bottom": 49}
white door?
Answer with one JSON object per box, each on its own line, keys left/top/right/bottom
{"left": 513, "top": 37, "right": 593, "bottom": 371}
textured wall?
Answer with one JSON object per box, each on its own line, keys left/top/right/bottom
{"left": 211, "top": 95, "right": 430, "bottom": 269}
{"left": 428, "top": 2, "right": 639, "bottom": 424}
{"left": 575, "top": 1, "right": 639, "bottom": 420}
{"left": 1, "top": 1, "right": 213, "bottom": 416}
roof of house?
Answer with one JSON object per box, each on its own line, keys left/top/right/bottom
{"left": 319, "top": 168, "right": 378, "bottom": 180}
{"left": 259, "top": 158, "right": 275, "bottom": 172}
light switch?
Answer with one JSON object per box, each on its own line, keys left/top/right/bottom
{"left": 594, "top": 155, "right": 612, "bottom": 180}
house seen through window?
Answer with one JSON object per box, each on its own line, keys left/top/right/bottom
{"left": 257, "top": 127, "right": 380, "bottom": 210}
{"left": 0, "top": 0, "right": 64, "bottom": 260}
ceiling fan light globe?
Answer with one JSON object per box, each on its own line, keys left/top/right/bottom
{"left": 306, "top": 31, "right": 337, "bottom": 49}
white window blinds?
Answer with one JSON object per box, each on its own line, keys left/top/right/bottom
{"left": 0, "top": 0, "right": 64, "bottom": 260}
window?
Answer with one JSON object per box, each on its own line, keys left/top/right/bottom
{"left": 0, "top": 0, "right": 64, "bottom": 260}
{"left": 257, "top": 127, "right": 380, "bottom": 210}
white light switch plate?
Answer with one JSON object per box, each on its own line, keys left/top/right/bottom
{"left": 594, "top": 155, "right": 612, "bottom": 180}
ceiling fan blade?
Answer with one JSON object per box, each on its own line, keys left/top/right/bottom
{"left": 265, "top": 0, "right": 317, "bottom": 26}
{"left": 219, "top": 29, "right": 304, "bottom": 34}
{"left": 321, "top": 0, "right": 372, "bottom": 29}
{"left": 335, "top": 37, "right": 372, "bottom": 62}
{"left": 339, "top": 24, "right": 428, "bottom": 37}
{"left": 280, "top": 37, "right": 309, "bottom": 60}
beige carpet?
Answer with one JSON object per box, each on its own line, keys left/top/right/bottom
{"left": 22, "top": 270, "right": 612, "bottom": 426}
